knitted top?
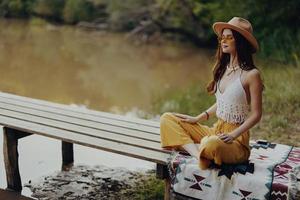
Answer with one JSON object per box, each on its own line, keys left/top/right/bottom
{"left": 215, "top": 70, "right": 249, "bottom": 124}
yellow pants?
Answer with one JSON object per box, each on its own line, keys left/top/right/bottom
{"left": 160, "top": 112, "right": 250, "bottom": 169}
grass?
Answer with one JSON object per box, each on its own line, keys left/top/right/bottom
{"left": 131, "top": 174, "right": 164, "bottom": 200}
{"left": 29, "top": 17, "right": 48, "bottom": 26}
{"left": 252, "top": 62, "right": 300, "bottom": 146}
{"left": 122, "top": 171, "right": 165, "bottom": 200}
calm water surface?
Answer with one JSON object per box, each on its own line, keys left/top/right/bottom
{"left": 0, "top": 19, "right": 214, "bottom": 196}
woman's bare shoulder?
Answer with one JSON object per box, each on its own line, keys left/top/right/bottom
{"left": 244, "top": 68, "right": 262, "bottom": 83}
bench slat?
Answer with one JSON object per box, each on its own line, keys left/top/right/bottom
{"left": 0, "top": 115, "right": 170, "bottom": 164}
{"left": 0, "top": 92, "right": 160, "bottom": 128}
{"left": 0, "top": 94, "right": 160, "bottom": 135}
{"left": 0, "top": 108, "right": 168, "bottom": 153}
{"left": 0, "top": 101, "right": 161, "bottom": 142}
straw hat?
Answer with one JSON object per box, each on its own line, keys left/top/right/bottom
{"left": 212, "top": 17, "right": 259, "bottom": 53}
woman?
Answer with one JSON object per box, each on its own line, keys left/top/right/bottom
{"left": 160, "top": 17, "right": 263, "bottom": 170}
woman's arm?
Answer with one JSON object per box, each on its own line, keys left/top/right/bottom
{"left": 196, "top": 103, "right": 217, "bottom": 121}
{"left": 219, "top": 69, "right": 263, "bottom": 143}
{"left": 173, "top": 102, "right": 217, "bottom": 123}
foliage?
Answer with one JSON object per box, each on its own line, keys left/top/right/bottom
{"left": 0, "top": 0, "right": 36, "bottom": 17}
{"left": 63, "top": 0, "right": 95, "bottom": 24}
{"left": 215, "top": 0, "right": 300, "bottom": 65}
{"left": 29, "top": 16, "right": 48, "bottom": 25}
{"left": 0, "top": 0, "right": 299, "bottom": 63}
{"left": 105, "top": 0, "right": 154, "bottom": 31}
{"left": 33, "top": 0, "right": 64, "bottom": 21}
{"left": 153, "top": 0, "right": 300, "bottom": 65}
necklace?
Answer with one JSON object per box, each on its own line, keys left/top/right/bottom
{"left": 226, "top": 64, "right": 240, "bottom": 76}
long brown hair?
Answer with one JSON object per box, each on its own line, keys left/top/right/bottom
{"left": 207, "top": 29, "right": 257, "bottom": 94}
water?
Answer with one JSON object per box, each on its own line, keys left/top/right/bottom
{"left": 0, "top": 18, "right": 214, "bottom": 196}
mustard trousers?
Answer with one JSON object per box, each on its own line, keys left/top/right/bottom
{"left": 160, "top": 112, "right": 250, "bottom": 169}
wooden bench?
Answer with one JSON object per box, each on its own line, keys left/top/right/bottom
{"left": 0, "top": 92, "right": 172, "bottom": 199}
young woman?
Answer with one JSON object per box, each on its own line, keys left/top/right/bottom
{"left": 160, "top": 17, "right": 263, "bottom": 170}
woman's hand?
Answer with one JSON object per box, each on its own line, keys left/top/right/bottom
{"left": 172, "top": 113, "right": 199, "bottom": 124}
{"left": 217, "top": 133, "right": 236, "bottom": 143}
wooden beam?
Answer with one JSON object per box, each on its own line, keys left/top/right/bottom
{"left": 61, "top": 141, "right": 74, "bottom": 171}
{"left": 156, "top": 163, "right": 169, "bottom": 179}
{"left": 12, "top": 129, "right": 32, "bottom": 140}
{"left": 3, "top": 127, "right": 22, "bottom": 191}
{"left": 156, "top": 164, "right": 170, "bottom": 200}
{"left": 164, "top": 179, "right": 171, "bottom": 200}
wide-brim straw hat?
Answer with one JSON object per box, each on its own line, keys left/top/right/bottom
{"left": 212, "top": 17, "right": 259, "bottom": 53}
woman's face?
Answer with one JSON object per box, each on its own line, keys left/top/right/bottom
{"left": 220, "top": 29, "right": 236, "bottom": 54}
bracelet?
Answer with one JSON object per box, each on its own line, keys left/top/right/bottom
{"left": 204, "top": 111, "right": 209, "bottom": 120}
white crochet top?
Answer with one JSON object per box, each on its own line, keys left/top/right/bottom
{"left": 215, "top": 70, "right": 249, "bottom": 124}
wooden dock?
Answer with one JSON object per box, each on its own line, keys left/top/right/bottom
{"left": 0, "top": 189, "right": 34, "bottom": 200}
{"left": 0, "top": 91, "right": 171, "bottom": 199}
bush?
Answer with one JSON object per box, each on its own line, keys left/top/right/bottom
{"left": 29, "top": 16, "right": 48, "bottom": 25}
{"left": 63, "top": 0, "right": 95, "bottom": 24}
{"left": 33, "top": 0, "right": 65, "bottom": 21}
{"left": 197, "top": 0, "right": 300, "bottom": 65}
{"left": 106, "top": 0, "right": 154, "bottom": 31}
{"left": 0, "top": 0, "right": 36, "bottom": 17}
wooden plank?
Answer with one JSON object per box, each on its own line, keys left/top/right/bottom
{"left": 0, "top": 101, "right": 161, "bottom": 142}
{"left": 3, "top": 127, "right": 22, "bottom": 191}
{"left": 0, "top": 92, "right": 160, "bottom": 127}
{"left": 0, "top": 115, "right": 171, "bottom": 164}
{"left": 0, "top": 95, "right": 160, "bottom": 135}
{"left": 0, "top": 108, "right": 165, "bottom": 153}
{"left": 0, "top": 94, "right": 160, "bottom": 134}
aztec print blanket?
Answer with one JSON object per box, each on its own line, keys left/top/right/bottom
{"left": 168, "top": 140, "right": 300, "bottom": 200}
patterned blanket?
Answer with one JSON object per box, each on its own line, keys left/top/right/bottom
{"left": 169, "top": 140, "right": 300, "bottom": 200}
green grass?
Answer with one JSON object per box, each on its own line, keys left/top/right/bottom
{"left": 252, "top": 62, "right": 300, "bottom": 146}
{"left": 122, "top": 171, "right": 165, "bottom": 200}
{"left": 29, "top": 17, "right": 48, "bottom": 25}
{"left": 131, "top": 175, "right": 164, "bottom": 200}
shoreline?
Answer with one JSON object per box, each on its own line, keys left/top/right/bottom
{"left": 25, "top": 164, "right": 159, "bottom": 200}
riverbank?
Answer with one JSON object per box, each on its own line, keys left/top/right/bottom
{"left": 25, "top": 165, "right": 163, "bottom": 200}
{"left": 1, "top": 0, "right": 299, "bottom": 65}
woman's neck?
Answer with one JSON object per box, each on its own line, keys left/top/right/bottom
{"left": 229, "top": 53, "right": 239, "bottom": 67}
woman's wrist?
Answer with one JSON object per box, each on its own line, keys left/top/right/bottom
{"left": 197, "top": 111, "right": 209, "bottom": 121}
{"left": 230, "top": 131, "right": 240, "bottom": 139}
{"left": 204, "top": 111, "right": 210, "bottom": 120}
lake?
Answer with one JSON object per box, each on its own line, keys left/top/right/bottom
{"left": 0, "top": 18, "right": 214, "bottom": 196}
